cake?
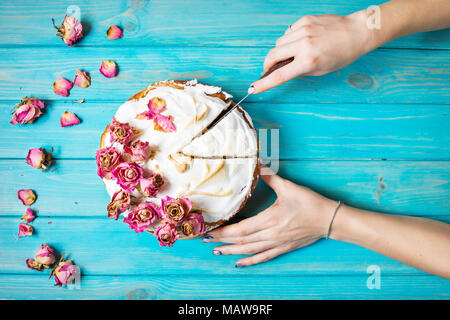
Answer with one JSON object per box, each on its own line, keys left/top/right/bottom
{"left": 96, "top": 80, "right": 259, "bottom": 246}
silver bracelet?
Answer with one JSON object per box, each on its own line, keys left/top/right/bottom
{"left": 325, "top": 201, "right": 343, "bottom": 240}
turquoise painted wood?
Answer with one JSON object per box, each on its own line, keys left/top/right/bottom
{"left": 0, "top": 0, "right": 449, "bottom": 300}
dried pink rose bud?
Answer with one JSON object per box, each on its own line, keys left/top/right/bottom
{"left": 107, "top": 190, "right": 131, "bottom": 220}
{"left": 154, "top": 114, "right": 176, "bottom": 132}
{"left": 160, "top": 196, "right": 192, "bottom": 223}
{"left": 124, "top": 140, "right": 151, "bottom": 161}
{"left": 181, "top": 213, "right": 206, "bottom": 236}
{"left": 10, "top": 97, "right": 45, "bottom": 125}
{"left": 52, "top": 259, "right": 79, "bottom": 287}
{"left": 53, "top": 16, "right": 83, "bottom": 46}
{"left": 21, "top": 208, "right": 36, "bottom": 223}
{"left": 109, "top": 118, "right": 134, "bottom": 145}
{"left": 53, "top": 78, "right": 73, "bottom": 97}
{"left": 60, "top": 111, "right": 81, "bottom": 127}
{"left": 18, "top": 223, "right": 33, "bottom": 238}
{"left": 136, "top": 97, "right": 166, "bottom": 120}
{"left": 111, "top": 162, "right": 143, "bottom": 192}
{"left": 99, "top": 60, "right": 117, "bottom": 78}
{"left": 26, "top": 147, "right": 53, "bottom": 172}
{"left": 73, "top": 69, "right": 90, "bottom": 88}
{"left": 107, "top": 25, "right": 123, "bottom": 40}
{"left": 139, "top": 174, "right": 164, "bottom": 197}
{"left": 155, "top": 223, "right": 178, "bottom": 247}
{"left": 35, "top": 244, "right": 56, "bottom": 267}
{"left": 17, "top": 189, "right": 36, "bottom": 206}
{"left": 123, "top": 202, "right": 159, "bottom": 233}
{"left": 96, "top": 146, "right": 124, "bottom": 179}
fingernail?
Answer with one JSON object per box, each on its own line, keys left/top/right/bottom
{"left": 248, "top": 85, "right": 255, "bottom": 94}
{"left": 213, "top": 250, "right": 222, "bottom": 255}
{"left": 235, "top": 263, "right": 244, "bottom": 268}
{"left": 202, "top": 235, "right": 213, "bottom": 242}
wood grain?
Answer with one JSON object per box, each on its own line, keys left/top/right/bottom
{"left": 2, "top": 102, "right": 449, "bottom": 160}
{"left": 1, "top": 160, "right": 449, "bottom": 217}
{"left": 0, "top": 47, "right": 449, "bottom": 103}
{"left": 0, "top": 274, "right": 448, "bottom": 300}
{"left": 0, "top": 0, "right": 448, "bottom": 49}
{"left": 1, "top": 216, "right": 449, "bottom": 277}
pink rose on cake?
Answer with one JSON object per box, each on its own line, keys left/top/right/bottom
{"left": 124, "top": 140, "right": 151, "bottom": 161}
{"left": 96, "top": 146, "right": 124, "bottom": 179}
{"left": 107, "top": 190, "right": 131, "bottom": 220}
{"left": 155, "top": 223, "right": 178, "bottom": 247}
{"left": 111, "top": 162, "right": 143, "bottom": 192}
{"left": 181, "top": 213, "right": 206, "bottom": 237}
{"left": 139, "top": 174, "right": 164, "bottom": 197}
{"left": 160, "top": 196, "right": 192, "bottom": 223}
{"left": 109, "top": 118, "right": 134, "bottom": 145}
{"left": 123, "top": 202, "right": 159, "bottom": 233}
{"left": 10, "top": 97, "right": 45, "bottom": 125}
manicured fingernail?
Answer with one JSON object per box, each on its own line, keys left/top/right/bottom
{"left": 213, "top": 250, "right": 222, "bottom": 255}
{"left": 202, "top": 235, "right": 213, "bottom": 242}
{"left": 248, "top": 85, "right": 255, "bottom": 94}
{"left": 235, "top": 263, "right": 244, "bottom": 268}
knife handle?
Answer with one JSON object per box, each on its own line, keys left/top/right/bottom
{"left": 259, "top": 57, "right": 295, "bottom": 79}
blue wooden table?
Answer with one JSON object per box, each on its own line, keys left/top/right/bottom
{"left": 0, "top": 0, "right": 449, "bottom": 300}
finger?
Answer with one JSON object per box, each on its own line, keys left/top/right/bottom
{"left": 235, "top": 243, "right": 295, "bottom": 267}
{"left": 253, "top": 58, "right": 315, "bottom": 94}
{"left": 276, "top": 25, "right": 315, "bottom": 47}
{"left": 260, "top": 168, "right": 285, "bottom": 194}
{"left": 204, "top": 227, "right": 273, "bottom": 245}
{"left": 205, "top": 210, "right": 273, "bottom": 241}
{"left": 213, "top": 241, "right": 278, "bottom": 256}
{"left": 290, "top": 15, "right": 316, "bottom": 32}
{"left": 263, "top": 41, "right": 299, "bottom": 72}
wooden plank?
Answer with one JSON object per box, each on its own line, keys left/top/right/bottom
{"left": 1, "top": 159, "right": 449, "bottom": 218}
{"left": 1, "top": 102, "right": 449, "bottom": 160}
{"left": 0, "top": 0, "right": 449, "bottom": 49}
{"left": 1, "top": 215, "right": 449, "bottom": 276}
{"left": 0, "top": 274, "right": 448, "bottom": 300}
{"left": 0, "top": 47, "right": 449, "bottom": 104}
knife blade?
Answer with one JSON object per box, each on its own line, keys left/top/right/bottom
{"left": 203, "top": 57, "right": 295, "bottom": 133}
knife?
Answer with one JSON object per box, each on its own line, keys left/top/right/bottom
{"left": 203, "top": 56, "right": 295, "bottom": 133}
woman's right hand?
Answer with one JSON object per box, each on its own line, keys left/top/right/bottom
{"left": 251, "top": 10, "right": 375, "bottom": 93}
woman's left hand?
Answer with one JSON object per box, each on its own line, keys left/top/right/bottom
{"left": 202, "top": 171, "right": 337, "bottom": 267}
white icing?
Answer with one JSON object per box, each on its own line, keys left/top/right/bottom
{"left": 181, "top": 108, "right": 258, "bottom": 157}
{"left": 100, "top": 80, "right": 257, "bottom": 233}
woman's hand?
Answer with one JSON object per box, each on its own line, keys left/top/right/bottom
{"left": 252, "top": 11, "right": 374, "bottom": 93}
{"left": 203, "top": 172, "right": 338, "bottom": 267}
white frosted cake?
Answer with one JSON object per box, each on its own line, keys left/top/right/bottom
{"left": 96, "top": 80, "right": 258, "bottom": 246}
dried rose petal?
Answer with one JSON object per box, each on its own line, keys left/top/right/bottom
{"left": 21, "top": 208, "right": 36, "bottom": 223}
{"left": 73, "top": 69, "right": 90, "bottom": 88}
{"left": 99, "top": 60, "right": 117, "bottom": 78}
{"left": 136, "top": 97, "right": 166, "bottom": 120}
{"left": 26, "top": 258, "right": 42, "bottom": 271}
{"left": 18, "top": 223, "right": 33, "bottom": 238}
{"left": 53, "top": 78, "right": 73, "bottom": 97}
{"left": 17, "top": 189, "right": 36, "bottom": 206}
{"left": 53, "top": 16, "right": 83, "bottom": 46}
{"left": 10, "top": 97, "right": 45, "bottom": 125}
{"left": 26, "top": 147, "right": 53, "bottom": 172}
{"left": 154, "top": 114, "right": 176, "bottom": 132}
{"left": 60, "top": 111, "right": 81, "bottom": 127}
{"left": 107, "top": 25, "right": 123, "bottom": 40}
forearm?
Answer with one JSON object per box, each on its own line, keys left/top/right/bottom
{"left": 330, "top": 205, "right": 450, "bottom": 279}
{"left": 361, "top": 0, "right": 450, "bottom": 51}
